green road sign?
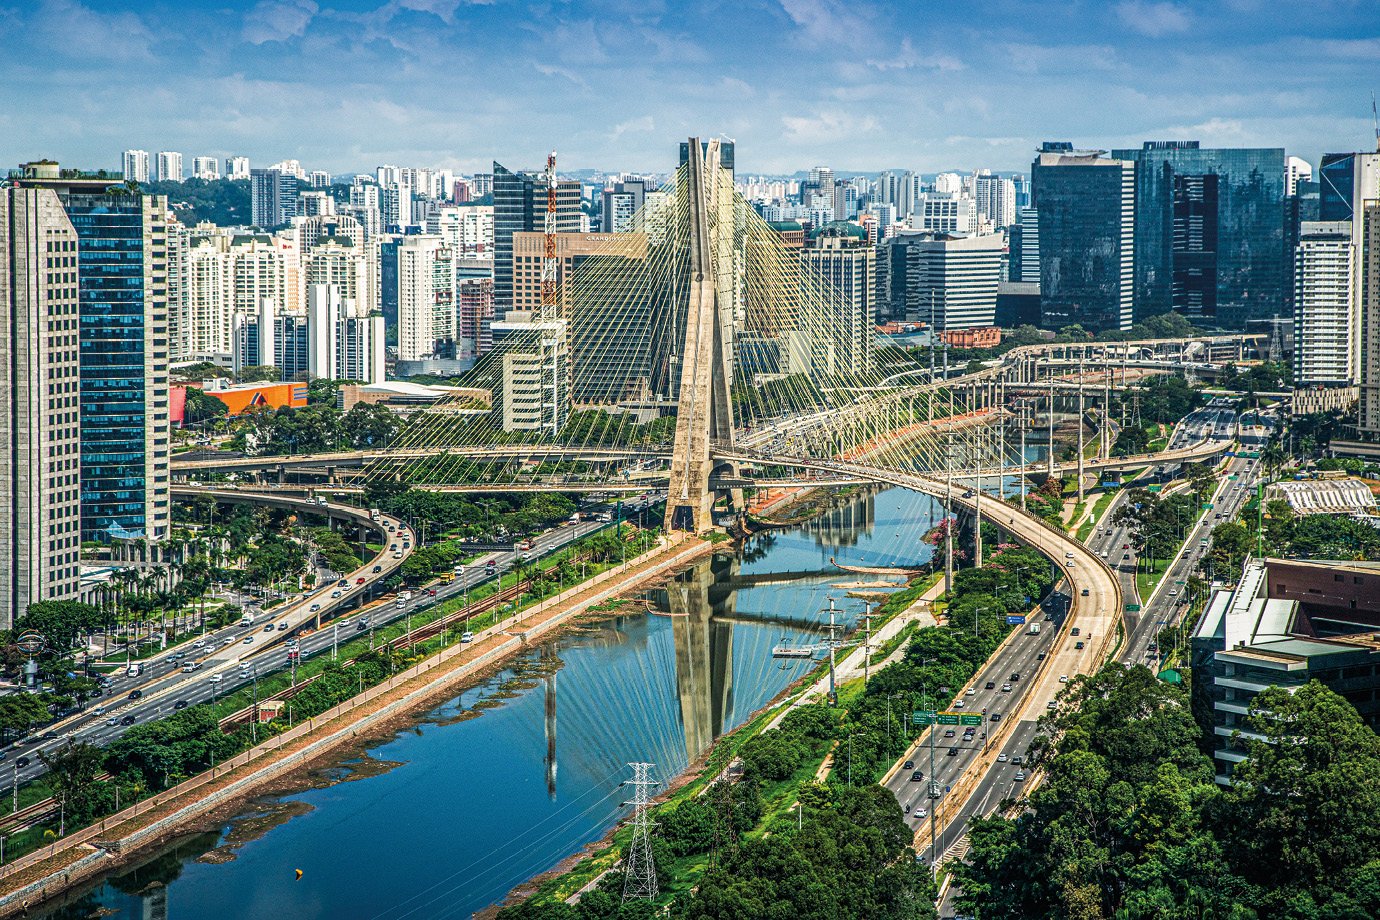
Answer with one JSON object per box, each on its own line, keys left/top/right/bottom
{"left": 937, "top": 713, "right": 961, "bottom": 725}
{"left": 912, "top": 710, "right": 937, "bottom": 725}
{"left": 959, "top": 715, "right": 983, "bottom": 726}
{"left": 1124, "top": 603, "right": 1142, "bottom": 612}
{"left": 1202, "top": 502, "right": 1214, "bottom": 510}
{"left": 1176, "top": 580, "right": 1186, "bottom": 585}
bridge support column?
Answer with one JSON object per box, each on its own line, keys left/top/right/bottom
{"left": 664, "top": 138, "right": 734, "bottom": 535}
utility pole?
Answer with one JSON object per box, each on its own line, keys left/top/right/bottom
{"left": 974, "top": 420, "right": 984, "bottom": 570}
{"left": 621, "top": 762, "right": 659, "bottom": 904}
{"left": 1048, "top": 363, "right": 1056, "bottom": 476}
{"left": 825, "top": 597, "right": 840, "bottom": 706}
{"left": 1077, "top": 358, "right": 1086, "bottom": 503}
{"left": 944, "top": 434, "right": 954, "bottom": 596}
{"left": 862, "top": 605, "right": 873, "bottom": 687}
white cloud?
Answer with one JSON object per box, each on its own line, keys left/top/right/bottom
{"left": 30, "top": 0, "right": 154, "bottom": 62}
{"left": 781, "top": 111, "right": 879, "bottom": 144}
{"left": 1115, "top": 1, "right": 1191, "bottom": 38}
{"left": 611, "top": 115, "right": 656, "bottom": 140}
{"left": 866, "top": 38, "right": 963, "bottom": 73}
{"left": 243, "top": 0, "right": 319, "bottom": 45}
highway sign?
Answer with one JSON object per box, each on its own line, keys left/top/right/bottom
{"left": 1202, "top": 502, "right": 1214, "bottom": 510}
{"left": 912, "top": 711, "right": 937, "bottom": 725}
{"left": 1006, "top": 614, "right": 1027, "bottom": 625}
{"left": 959, "top": 715, "right": 983, "bottom": 726}
{"left": 1124, "top": 603, "right": 1142, "bottom": 612}
{"left": 937, "top": 713, "right": 961, "bottom": 725}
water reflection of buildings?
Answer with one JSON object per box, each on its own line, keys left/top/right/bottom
{"left": 800, "top": 487, "right": 878, "bottom": 549}
{"left": 143, "top": 886, "right": 168, "bottom": 920}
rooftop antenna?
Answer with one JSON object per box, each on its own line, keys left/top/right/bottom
{"left": 1372, "top": 91, "right": 1379, "bottom": 152}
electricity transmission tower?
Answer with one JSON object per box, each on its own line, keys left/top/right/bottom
{"left": 622, "top": 762, "right": 659, "bottom": 903}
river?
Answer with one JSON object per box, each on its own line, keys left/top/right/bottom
{"left": 38, "top": 487, "right": 943, "bottom": 920}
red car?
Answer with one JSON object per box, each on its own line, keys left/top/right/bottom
{"left": 428, "top": 589, "right": 437, "bottom": 596}
{"left": 355, "top": 577, "right": 365, "bottom": 584}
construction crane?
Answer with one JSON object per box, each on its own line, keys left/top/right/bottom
{"left": 541, "top": 150, "right": 558, "bottom": 320}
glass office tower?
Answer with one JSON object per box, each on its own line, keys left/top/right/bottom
{"left": 64, "top": 191, "right": 172, "bottom": 543}
{"left": 12, "top": 165, "right": 174, "bottom": 546}
{"left": 1112, "top": 142, "right": 1286, "bottom": 329}
{"left": 1030, "top": 145, "right": 1135, "bottom": 332}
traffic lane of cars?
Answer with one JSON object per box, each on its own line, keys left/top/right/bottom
{"left": 886, "top": 621, "right": 1059, "bottom": 823}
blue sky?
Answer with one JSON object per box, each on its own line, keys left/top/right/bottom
{"left": 1, "top": 0, "right": 1376, "bottom": 176}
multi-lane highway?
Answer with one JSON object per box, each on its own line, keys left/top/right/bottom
{"left": 2, "top": 492, "right": 661, "bottom": 797}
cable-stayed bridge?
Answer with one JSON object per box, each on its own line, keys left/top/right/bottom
{"left": 175, "top": 137, "right": 1255, "bottom": 529}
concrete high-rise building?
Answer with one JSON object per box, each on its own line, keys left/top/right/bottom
{"left": 122, "top": 149, "right": 150, "bottom": 184}
{"left": 296, "top": 213, "right": 365, "bottom": 253}
{"left": 185, "top": 233, "right": 234, "bottom": 362}
{"left": 250, "top": 168, "right": 299, "bottom": 228}
{"left": 1287, "top": 156, "right": 1314, "bottom": 197}
{"left": 395, "top": 235, "right": 456, "bottom": 363}
{"left": 12, "top": 163, "right": 172, "bottom": 544}
{"left": 974, "top": 173, "right": 1017, "bottom": 229}
{"left": 309, "top": 171, "right": 331, "bottom": 189}
{"left": 1292, "top": 221, "right": 1356, "bottom": 388}
{"left": 601, "top": 179, "right": 649, "bottom": 233}
{"left": 347, "top": 181, "right": 382, "bottom": 239}
{"left": 0, "top": 187, "right": 83, "bottom": 626}
{"left": 458, "top": 278, "right": 495, "bottom": 359}
{"left": 885, "top": 230, "right": 1003, "bottom": 329}
{"left": 876, "top": 170, "right": 916, "bottom": 217}
{"left": 1031, "top": 144, "right": 1134, "bottom": 332}
{"left": 1111, "top": 141, "right": 1286, "bottom": 328}
{"left": 303, "top": 237, "right": 376, "bottom": 316}
{"left": 297, "top": 191, "right": 335, "bottom": 218}
{"left": 492, "top": 161, "right": 582, "bottom": 316}
{"left": 1358, "top": 204, "right": 1380, "bottom": 432}
{"left": 432, "top": 204, "right": 494, "bottom": 254}
{"left": 1011, "top": 206, "right": 1040, "bottom": 285}
{"left": 800, "top": 228, "right": 875, "bottom": 376}
{"left": 491, "top": 314, "right": 569, "bottom": 433}
{"left": 155, "top": 151, "right": 183, "bottom": 183}
{"left": 470, "top": 172, "right": 494, "bottom": 197}
{"left": 226, "top": 156, "right": 250, "bottom": 181}
{"left": 191, "top": 156, "right": 219, "bottom": 181}
{"left": 933, "top": 172, "right": 963, "bottom": 195}
{"left": 910, "top": 193, "right": 977, "bottom": 234}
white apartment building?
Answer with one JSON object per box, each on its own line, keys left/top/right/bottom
{"left": 304, "top": 238, "right": 377, "bottom": 316}
{"left": 0, "top": 188, "right": 83, "bottom": 626}
{"left": 191, "top": 156, "right": 220, "bottom": 180}
{"left": 122, "top": 149, "right": 150, "bottom": 183}
{"left": 1293, "top": 221, "right": 1356, "bottom": 387}
{"left": 431, "top": 205, "right": 494, "bottom": 254}
{"left": 155, "top": 151, "right": 183, "bottom": 183}
{"left": 396, "top": 235, "right": 455, "bottom": 361}
{"left": 226, "top": 156, "right": 251, "bottom": 180}
{"left": 298, "top": 191, "right": 335, "bottom": 217}
{"left": 974, "top": 173, "right": 1017, "bottom": 229}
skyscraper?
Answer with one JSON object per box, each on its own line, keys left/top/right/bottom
{"left": 191, "top": 156, "right": 220, "bottom": 180}
{"left": 155, "top": 151, "right": 183, "bottom": 183}
{"left": 1111, "top": 141, "right": 1286, "bottom": 328}
{"left": 250, "top": 167, "right": 299, "bottom": 228}
{"left": 12, "top": 163, "right": 172, "bottom": 544}
{"left": 885, "top": 230, "right": 1003, "bottom": 329}
{"left": 974, "top": 173, "right": 1017, "bottom": 229}
{"left": 395, "top": 234, "right": 456, "bottom": 363}
{"left": 1292, "top": 221, "right": 1356, "bottom": 388}
{"left": 492, "top": 161, "right": 581, "bottom": 317}
{"left": 1031, "top": 144, "right": 1134, "bottom": 332}
{"left": 225, "top": 156, "right": 251, "bottom": 181}
{"left": 801, "top": 228, "right": 875, "bottom": 376}
{"left": 122, "top": 149, "right": 150, "bottom": 184}
{"left": 0, "top": 186, "right": 83, "bottom": 626}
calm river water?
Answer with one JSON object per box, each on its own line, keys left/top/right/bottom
{"left": 40, "top": 487, "right": 941, "bottom": 920}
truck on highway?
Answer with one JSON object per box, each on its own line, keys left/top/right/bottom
{"left": 369, "top": 507, "right": 380, "bottom": 522}
{"left": 1028, "top": 622, "right": 1041, "bottom": 635}
{"left": 240, "top": 612, "right": 255, "bottom": 627}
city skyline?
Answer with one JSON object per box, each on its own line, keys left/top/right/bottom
{"left": 2, "top": 0, "right": 1377, "bottom": 175}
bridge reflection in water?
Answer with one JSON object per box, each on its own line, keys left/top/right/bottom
{"left": 36, "top": 488, "right": 940, "bottom": 920}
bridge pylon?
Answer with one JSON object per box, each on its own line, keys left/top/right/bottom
{"left": 664, "top": 137, "right": 735, "bottom": 534}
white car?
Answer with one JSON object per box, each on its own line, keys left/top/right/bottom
{"left": 953, "top": 700, "right": 965, "bottom": 709}
{"left": 914, "top": 808, "right": 928, "bottom": 819}
{"left": 460, "top": 631, "right": 475, "bottom": 643}
{"left": 1065, "top": 560, "right": 1075, "bottom": 567}
{"left": 1059, "top": 675, "right": 1069, "bottom": 683}
{"left": 209, "top": 674, "right": 223, "bottom": 683}
{"left": 965, "top": 688, "right": 976, "bottom": 696}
